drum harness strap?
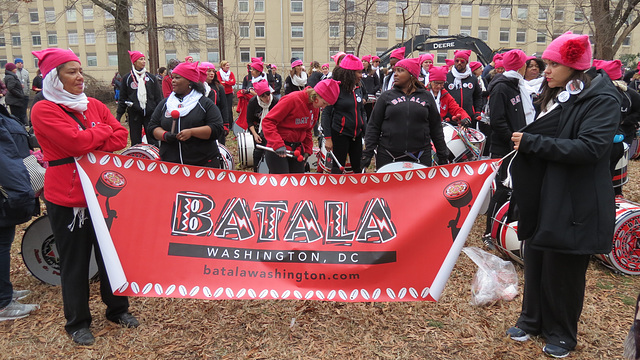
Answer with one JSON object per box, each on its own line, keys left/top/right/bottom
{"left": 382, "top": 147, "right": 426, "bottom": 164}
{"left": 49, "top": 104, "right": 87, "bottom": 167}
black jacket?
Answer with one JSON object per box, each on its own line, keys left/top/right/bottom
{"left": 284, "top": 76, "right": 306, "bottom": 94}
{"left": 307, "top": 71, "right": 323, "bottom": 88}
{"left": 206, "top": 82, "right": 229, "bottom": 127}
{"left": 511, "top": 71, "right": 621, "bottom": 254}
{"left": 267, "top": 72, "right": 282, "bottom": 94}
{"left": 246, "top": 95, "right": 278, "bottom": 131}
{"left": 445, "top": 72, "right": 483, "bottom": 119}
{"left": 322, "top": 86, "right": 366, "bottom": 139}
{"left": 488, "top": 74, "right": 529, "bottom": 157}
{"left": 116, "top": 70, "right": 163, "bottom": 119}
{"left": 363, "top": 86, "right": 448, "bottom": 163}
{"left": 4, "top": 71, "right": 24, "bottom": 107}
{"left": 361, "top": 72, "right": 380, "bottom": 96}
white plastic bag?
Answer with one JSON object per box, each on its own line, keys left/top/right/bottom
{"left": 462, "top": 246, "right": 519, "bottom": 306}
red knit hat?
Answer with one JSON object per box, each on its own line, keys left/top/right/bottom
{"left": 339, "top": 54, "right": 364, "bottom": 71}
{"left": 32, "top": 48, "right": 81, "bottom": 77}
{"left": 428, "top": 66, "right": 449, "bottom": 82}
{"left": 314, "top": 79, "right": 341, "bottom": 105}
{"left": 361, "top": 55, "right": 372, "bottom": 63}
{"left": 390, "top": 47, "right": 406, "bottom": 60}
{"left": 185, "top": 56, "right": 194, "bottom": 62}
{"left": 593, "top": 59, "right": 623, "bottom": 80}
{"left": 502, "top": 49, "right": 527, "bottom": 71}
{"left": 172, "top": 61, "right": 201, "bottom": 83}
{"left": 250, "top": 62, "right": 264, "bottom": 73}
{"left": 321, "top": 63, "right": 330, "bottom": 69}
{"left": 454, "top": 50, "right": 471, "bottom": 63}
{"left": 493, "top": 53, "right": 503, "bottom": 62}
{"left": 542, "top": 31, "right": 592, "bottom": 71}
{"left": 291, "top": 59, "right": 303, "bottom": 68}
{"left": 128, "top": 50, "right": 145, "bottom": 64}
{"left": 251, "top": 57, "right": 263, "bottom": 63}
{"left": 395, "top": 58, "right": 421, "bottom": 78}
{"left": 4, "top": 63, "right": 16, "bottom": 72}
{"left": 469, "top": 61, "right": 483, "bottom": 72}
{"left": 199, "top": 62, "right": 215, "bottom": 71}
{"left": 253, "top": 80, "right": 270, "bottom": 96}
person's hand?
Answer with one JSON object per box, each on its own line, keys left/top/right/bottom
{"left": 253, "top": 133, "right": 262, "bottom": 144}
{"left": 361, "top": 156, "right": 372, "bottom": 169}
{"left": 223, "top": 124, "right": 229, "bottom": 136}
{"left": 512, "top": 132, "right": 523, "bottom": 150}
{"left": 438, "top": 156, "right": 449, "bottom": 165}
{"left": 324, "top": 138, "right": 333, "bottom": 152}
{"left": 249, "top": 89, "right": 257, "bottom": 96}
{"left": 163, "top": 132, "right": 178, "bottom": 143}
{"left": 275, "top": 146, "right": 287, "bottom": 157}
{"left": 176, "top": 129, "right": 192, "bottom": 141}
{"left": 460, "top": 118, "right": 471, "bottom": 128}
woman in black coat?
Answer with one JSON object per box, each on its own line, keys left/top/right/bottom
{"left": 246, "top": 80, "right": 278, "bottom": 171}
{"left": 3, "top": 64, "right": 25, "bottom": 125}
{"left": 506, "top": 33, "right": 621, "bottom": 358}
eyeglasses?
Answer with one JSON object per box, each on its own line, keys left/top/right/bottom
{"left": 259, "top": 93, "right": 271, "bottom": 99}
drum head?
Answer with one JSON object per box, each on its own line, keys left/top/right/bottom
{"left": 21, "top": 215, "right": 99, "bottom": 285}
{"left": 217, "top": 143, "right": 234, "bottom": 170}
{"left": 237, "top": 132, "right": 255, "bottom": 168}
{"left": 377, "top": 162, "right": 428, "bottom": 173}
{"left": 121, "top": 144, "right": 160, "bottom": 160}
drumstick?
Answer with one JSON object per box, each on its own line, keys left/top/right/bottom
{"left": 256, "top": 144, "right": 304, "bottom": 162}
{"left": 327, "top": 151, "right": 345, "bottom": 172}
{"left": 170, "top": 110, "right": 180, "bottom": 133}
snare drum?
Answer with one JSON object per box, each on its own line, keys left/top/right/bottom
{"left": 490, "top": 201, "right": 524, "bottom": 265}
{"left": 237, "top": 132, "right": 255, "bottom": 168}
{"left": 121, "top": 144, "right": 160, "bottom": 160}
{"left": 441, "top": 123, "right": 486, "bottom": 163}
{"left": 376, "top": 161, "right": 428, "bottom": 173}
{"left": 21, "top": 215, "right": 99, "bottom": 285}
{"left": 613, "top": 142, "right": 630, "bottom": 188}
{"left": 218, "top": 142, "right": 234, "bottom": 170}
{"left": 594, "top": 198, "right": 640, "bottom": 275}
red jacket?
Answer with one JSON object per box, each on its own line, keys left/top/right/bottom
{"left": 218, "top": 70, "right": 236, "bottom": 95}
{"left": 261, "top": 88, "right": 318, "bottom": 155}
{"left": 235, "top": 90, "right": 253, "bottom": 130}
{"left": 31, "top": 98, "right": 128, "bottom": 207}
{"left": 431, "top": 89, "right": 470, "bottom": 124}
{"left": 162, "top": 75, "right": 172, "bottom": 98}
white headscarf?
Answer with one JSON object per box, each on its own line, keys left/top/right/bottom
{"left": 42, "top": 68, "right": 89, "bottom": 113}
{"left": 451, "top": 65, "right": 471, "bottom": 89}
{"left": 166, "top": 90, "right": 203, "bottom": 117}
{"left": 218, "top": 68, "right": 231, "bottom": 82}
{"left": 257, "top": 94, "right": 273, "bottom": 132}
{"left": 131, "top": 65, "right": 148, "bottom": 114}
{"left": 291, "top": 71, "right": 307, "bottom": 87}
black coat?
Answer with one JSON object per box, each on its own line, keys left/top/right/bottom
{"left": 511, "top": 71, "right": 621, "bottom": 255}
{"left": 4, "top": 71, "right": 24, "bottom": 107}
{"left": 488, "top": 74, "right": 529, "bottom": 157}
{"left": 322, "top": 86, "right": 366, "bottom": 139}
{"left": 445, "top": 72, "right": 483, "bottom": 118}
{"left": 246, "top": 95, "right": 278, "bottom": 131}
{"left": 116, "top": 70, "right": 163, "bottom": 119}
{"left": 307, "top": 71, "right": 323, "bottom": 88}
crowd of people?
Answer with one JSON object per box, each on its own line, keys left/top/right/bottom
{"left": 0, "top": 29, "right": 639, "bottom": 356}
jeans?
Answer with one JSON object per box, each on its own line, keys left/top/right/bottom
{"left": 0, "top": 225, "right": 15, "bottom": 309}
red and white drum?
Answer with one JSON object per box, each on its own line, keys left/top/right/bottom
{"left": 121, "top": 144, "right": 160, "bottom": 160}
{"left": 237, "top": 132, "right": 255, "bottom": 168}
{"left": 376, "top": 161, "right": 428, "bottom": 173}
{"left": 490, "top": 201, "right": 524, "bottom": 265}
{"left": 441, "top": 123, "right": 486, "bottom": 163}
{"left": 315, "top": 137, "right": 353, "bottom": 174}
{"left": 594, "top": 198, "right": 640, "bottom": 275}
{"left": 218, "top": 143, "right": 234, "bottom": 170}
{"left": 613, "top": 142, "right": 629, "bottom": 188}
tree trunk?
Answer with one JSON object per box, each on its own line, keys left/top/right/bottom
{"left": 147, "top": 0, "right": 159, "bottom": 73}
{"left": 590, "top": 0, "right": 615, "bottom": 59}
{"left": 116, "top": 0, "right": 131, "bottom": 77}
{"left": 218, "top": 0, "right": 225, "bottom": 60}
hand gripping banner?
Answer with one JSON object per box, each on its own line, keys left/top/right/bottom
{"left": 76, "top": 152, "right": 499, "bottom": 302}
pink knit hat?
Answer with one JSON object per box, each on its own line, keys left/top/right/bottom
{"left": 361, "top": 55, "right": 372, "bottom": 63}
{"left": 128, "top": 50, "right": 145, "bottom": 64}
{"left": 469, "top": 61, "right": 483, "bottom": 72}
{"left": 251, "top": 57, "right": 263, "bottom": 63}
{"left": 198, "top": 62, "right": 216, "bottom": 82}
{"left": 502, "top": 49, "right": 527, "bottom": 71}
{"left": 253, "top": 80, "right": 270, "bottom": 96}
{"left": 250, "top": 62, "right": 264, "bottom": 73}
{"left": 429, "top": 66, "right": 449, "bottom": 82}
{"left": 331, "top": 52, "right": 346, "bottom": 63}
{"left": 593, "top": 59, "right": 623, "bottom": 80}
{"left": 637, "top": 61, "right": 640, "bottom": 72}
{"left": 321, "top": 63, "right": 330, "bottom": 69}
{"left": 494, "top": 60, "right": 504, "bottom": 69}
{"left": 32, "top": 48, "right": 81, "bottom": 77}
{"left": 314, "top": 79, "right": 341, "bottom": 105}
{"left": 445, "top": 59, "right": 455, "bottom": 67}
{"left": 339, "top": 54, "right": 364, "bottom": 71}
{"left": 390, "top": 47, "right": 406, "bottom": 60}
{"left": 199, "top": 62, "right": 215, "bottom": 70}
{"left": 184, "top": 56, "right": 194, "bottom": 62}
{"left": 172, "top": 61, "right": 201, "bottom": 83}
{"left": 454, "top": 50, "right": 471, "bottom": 63}
{"left": 395, "top": 58, "right": 421, "bottom": 78}
{"left": 271, "top": 64, "right": 277, "bottom": 70}
{"left": 420, "top": 53, "right": 434, "bottom": 65}
{"left": 291, "top": 59, "right": 303, "bottom": 68}
{"left": 493, "top": 53, "right": 503, "bottom": 63}
{"left": 372, "top": 56, "right": 380, "bottom": 62}
{"left": 542, "top": 31, "right": 592, "bottom": 71}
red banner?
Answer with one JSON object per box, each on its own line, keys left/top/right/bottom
{"left": 76, "top": 152, "right": 498, "bottom": 302}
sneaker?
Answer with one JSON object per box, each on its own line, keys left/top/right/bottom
{"left": 506, "top": 326, "right": 530, "bottom": 341}
{"left": 70, "top": 328, "right": 95, "bottom": 346}
{"left": 12, "top": 289, "right": 31, "bottom": 300}
{"left": 543, "top": 344, "right": 570, "bottom": 358}
{"left": 0, "top": 300, "right": 39, "bottom": 321}
{"left": 111, "top": 312, "right": 139, "bottom": 328}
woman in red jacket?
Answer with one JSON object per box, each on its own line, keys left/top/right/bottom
{"left": 428, "top": 66, "right": 471, "bottom": 126}
{"left": 218, "top": 60, "right": 236, "bottom": 129}
{"left": 262, "top": 79, "right": 341, "bottom": 174}
{"left": 30, "top": 48, "right": 137, "bottom": 346}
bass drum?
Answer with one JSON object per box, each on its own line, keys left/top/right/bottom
{"left": 376, "top": 161, "right": 428, "bottom": 173}
{"left": 21, "top": 215, "right": 99, "bottom": 285}
{"left": 613, "top": 142, "right": 629, "bottom": 188}
{"left": 490, "top": 201, "right": 524, "bottom": 265}
{"left": 594, "top": 198, "right": 640, "bottom": 275}
{"left": 218, "top": 142, "right": 234, "bottom": 170}
{"left": 237, "top": 132, "right": 255, "bottom": 168}
{"left": 121, "top": 143, "right": 160, "bottom": 160}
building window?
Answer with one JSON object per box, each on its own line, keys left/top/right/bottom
{"left": 68, "top": 31, "right": 78, "bottom": 45}
{"left": 377, "top": 0, "right": 389, "bottom": 14}
{"left": 478, "top": 28, "right": 488, "bottom": 41}
{"left": 376, "top": 24, "right": 388, "bottom": 39}
{"left": 207, "top": 50, "right": 220, "bottom": 63}
{"left": 0, "top": 36, "right": 5, "bottom": 47}
{"left": 346, "top": 0, "right": 355, "bottom": 12}
{"left": 45, "top": 8, "right": 56, "bottom": 22}
{"left": 165, "top": 52, "right": 177, "bottom": 65}
{"left": 108, "top": 53, "right": 118, "bottom": 66}
{"left": 291, "top": 0, "right": 303, "bottom": 12}
{"left": 48, "top": 33, "right": 57, "bottom": 45}
{"left": 555, "top": 8, "right": 564, "bottom": 21}
{"left": 83, "top": 6, "right": 94, "bottom": 20}
{"left": 500, "top": 7, "right": 511, "bottom": 19}
{"left": 208, "top": 0, "right": 218, "bottom": 13}
{"left": 517, "top": 7, "right": 528, "bottom": 20}
{"left": 291, "top": 22, "right": 303, "bottom": 38}
{"left": 346, "top": 23, "right": 355, "bottom": 37}
{"left": 164, "top": 28, "right": 176, "bottom": 42}
{"left": 85, "top": 31, "right": 96, "bottom": 45}
{"left": 438, "top": 26, "right": 448, "bottom": 36}
{"left": 186, "top": 1, "right": 199, "bottom": 15}
{"left": 240, "top": 48, "right": 250, "bottom": 63}
{"left": 329, "top": 22, "right": 340, "bottom": 38}
{"left": 538, "top": 7, "right": 548, "bottom": 21}
{"left": 479, "top": 5, "right": 489, "bottom": 18}
{"left": 420, "top": 1, "right": 431, "bottom": 15}
{"left": 396, "top": 25, "right": 404, "bottom": 40}
{"left": 291, "top": 48, "right": 304, "bottom": 61}
{"left": 460, "top": 26, "right": 471, "bottom": 37}
{"left": 29, "top": 10, "right": 39, "bottom": 23}
{"left": 206, "top": 26, "right": 219, "bottom": 39}
{"left": 623, "top": 35, "right": 631, "bottom": 46}
{"left": 436, "top": 52, "right": 447, "bottom": 64}
{"left": 537, "top": 31, "right": 546, "bottom": 43}
{"left": 460, "top": 5, "right": 472, "bottom": 17}
{"left": 438, "top": 4, "right": 449, "bottom": 16}
{"left": 66, "top": 8, "right": 77, "bottom": 21}
{"left": 163, "top": 0, "right": 175, "bottom": 17}
{"left": 187, "top": 25, "right": 199, "bottom": 41}
{"left": 87, "top": 54, "right": 97, "bottom": 66}
{"left": 516, "top": 29, "right": 526, "bottom": 43}
{"left": 255, "top": 47, "right": 266, "bottom": 60}
{"left": 329, "top": 0, "right": 339, "bottom": 12}
{"left": 9, "top": 13, "right": 18, "bottom": 24}
{"left": 499, "top": 28, "right": 509, "bottom": 42}
{"left": 32, "top": 34, "right": 41, "bottom": 46}
{"left": 255, "top": 22, "right": 265, "bottom": 38}
{"left": 11, "top": 34, "right": 20, "bottom": 47}
{"left": 107, "top": 31, "right": 116, "bottom": 44}
{"left": 255, "top": 0, "right": 264, "bottom": 12}
{"left": 396, "top": 1, "right": 407, "bottom": 14}
{"left": 239, "top": 0, "right": 249, "bottom": 12}
{"left": 419, "top": 27, "right": 430, "bottom": 36}
{"left": 239, "top": 22, "right": 249, "bottom": 38}
{"left": 574, "top": 9, "right": 584, "bottom": 22}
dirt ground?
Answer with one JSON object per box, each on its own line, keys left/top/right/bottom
{"left": 3, "top": 106, "right": 639, "bottom": 359}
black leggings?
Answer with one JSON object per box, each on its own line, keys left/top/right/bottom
{"left": 265, "top": 151, "right": 305, "bottom": 174}
{"left": 330, "top": 131, "right": 362, "bottom": 174}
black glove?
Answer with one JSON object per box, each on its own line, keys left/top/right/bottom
{"left": 275, "top": 146, "right": 287, "bottom": 157}
{"left": 361, "top": 156, "right": 372, "bottom": 169}
{"left": 438, "top": 156, "right": 449, "bottom": 165}
{"left": 460, "top": 118, "right": 472, "bottom": 128}
{"left": 163, "top": 132, "right": 178, "bottom": 143}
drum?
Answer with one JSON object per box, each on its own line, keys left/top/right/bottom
{"left": 218, "top": 142, "right": 234, "bottom": 170}
{"left": 594, "top": 198, "right": 640, "bottom": 275}
{"left": 306, "top": 146, "right": 320, "bottom": 172}
{"left": 631, "top": 129, "right": 640, "bottom": 160}
{"left": 613, "top": 142, "right": 630, "bottom": 188}
{"left": 316, "top": 138, "right": 331, "bottom": 174}
{"left": 441, "top": 123, "right": 486, "bottom": 163}
{"left": 490, "top": 201, "right": 524, "bottom": 265}
{"left": 376, "top": 161, "right": 428, "bottom": 173}
{"left": 21, "top": 215, "right": 99, "bottom": 285}
{"left": 121, "top": 144, "right": 160, "bottom": 160}
{"left": 237, "top": 132, "right": 255, "bottom": 168}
